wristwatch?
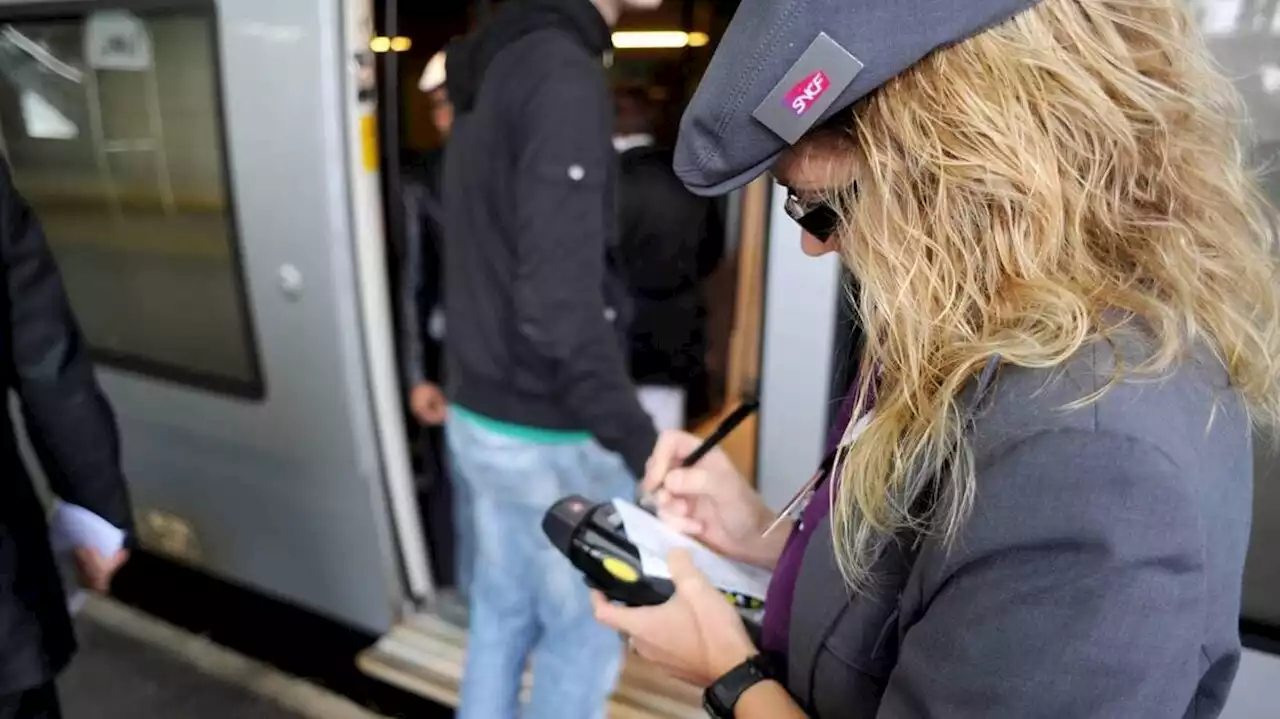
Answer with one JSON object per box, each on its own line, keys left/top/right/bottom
{"left": 702, "top": 654, "right": 777, "bottom": 718}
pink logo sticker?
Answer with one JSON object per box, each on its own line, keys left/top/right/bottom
{"left": 785, "top": 70, "right": 830, "bottom": 116}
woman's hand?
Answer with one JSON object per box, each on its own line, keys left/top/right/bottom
{"left": 591, "top": 549, "right": 757, "bottom": 687}
{"left": 643, "top": 430, "right": 789, "bottom": 569}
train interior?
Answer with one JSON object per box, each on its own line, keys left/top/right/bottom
{"left": 0, "top": 0, "right": 1273, "bottom": 716}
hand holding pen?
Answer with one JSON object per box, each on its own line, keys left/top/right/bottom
{"left": 639, "top": 400, "right": 758, "bottom": 506}
{"left": 638, "top": 401, "right": 789, "bottom": 570}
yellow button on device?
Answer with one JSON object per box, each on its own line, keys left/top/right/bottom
{"left": 601, "top": 556, "right": 639, "bottom": 583}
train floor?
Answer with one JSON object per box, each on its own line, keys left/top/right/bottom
{"left": 60, "top": 597, "right": 383, "bottom": 719}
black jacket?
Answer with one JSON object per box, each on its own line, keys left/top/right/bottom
{"left": 616, "top": 144, "right": 723, "bottom": 399}
{"left": 400, "top": 148, "right": 445, "bottom": 388}
{"left": 0, "top": 160, "right": 132, "bottom": 694}
{"left": 442, "top": 0, "right": 657, "bottom": 476}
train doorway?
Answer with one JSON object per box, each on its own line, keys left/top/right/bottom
{"left": 358, "top": 0, "right": 847, "bottom": 713}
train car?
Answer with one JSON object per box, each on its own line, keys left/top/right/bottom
{"left": 0, "top": 0, "right": 1273, "bottom": 716}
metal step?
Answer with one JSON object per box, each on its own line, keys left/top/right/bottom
{"left": 356, "top": 611, "right": 705, "bottom": 718}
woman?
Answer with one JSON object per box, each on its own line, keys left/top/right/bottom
{"left": 591, "top": 0, "right": 1280, "bottom": 717}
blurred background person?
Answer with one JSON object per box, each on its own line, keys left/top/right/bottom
{"left": 0, "top": 160, "right": 132, "bottom": 719}
{"left": 401, "top": 48, "right": 470, "bottom": 608}
{"left": 613, "top": 85, "right": 723, "bottom": 431}
{"left": 402, "top": 48, "right": 449, "bottom": 428}
{"left": 440, "top": 0, "right": 663, "bottom": 717}
{"left": 1239, "top": 0, "right": 1280, "bottom": 32}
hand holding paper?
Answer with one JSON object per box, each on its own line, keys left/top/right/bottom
{"left": 48, "top": 500, "right": 127, "bottom": 612}
{"left": 612, "top": 499, "right": 772, "bottom": 601}
{"left": 73, "top": 545, "right": 129, "bottom": 593}
{"left": 641, "top": 430, "right": 789, "bottom": 570}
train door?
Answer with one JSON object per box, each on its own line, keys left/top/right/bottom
{"left": 0, "top": 0, "right": 430, "bottom": 634}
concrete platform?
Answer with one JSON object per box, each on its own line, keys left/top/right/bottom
{"left": 59, "top": 597, "right": 384, "bottom": 719}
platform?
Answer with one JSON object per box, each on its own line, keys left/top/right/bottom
{"left": 60, "top": 597, "right": 384, "bottom": 719}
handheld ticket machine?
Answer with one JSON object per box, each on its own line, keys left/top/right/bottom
{"left": 542, "top": 494, "right": 766, "bottom": 646}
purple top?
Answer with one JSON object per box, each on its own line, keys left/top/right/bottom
{"left": 760, "top": 384, "right": 868, "bottom": 654}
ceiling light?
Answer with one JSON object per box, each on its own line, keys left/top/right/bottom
{"left": 369, "top": 36, "right": 412, "bottom": 53}
{"left": 612, "top": 31, "right": 709, "bottom": 50}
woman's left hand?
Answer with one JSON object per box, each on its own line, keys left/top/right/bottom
{"left": 590, "top": 549, "right": 759, "bottom": 687}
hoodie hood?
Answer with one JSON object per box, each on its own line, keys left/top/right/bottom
{"left": 445, "top": 0, "right": 611, "bottom": 115}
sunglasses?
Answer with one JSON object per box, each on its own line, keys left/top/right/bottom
{"left": 782, "top": 187, "right": 841, "bottom": 242}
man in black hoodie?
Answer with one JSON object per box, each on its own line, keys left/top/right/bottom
{"left": 441, "top": 1, "right": 661, "bottom": 717}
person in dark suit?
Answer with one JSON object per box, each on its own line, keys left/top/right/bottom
{"left": 0, "top": 160, "right": 132, "bottom": 719}
{"left": 613, "top": 86, "right": 724, "bottom": 429}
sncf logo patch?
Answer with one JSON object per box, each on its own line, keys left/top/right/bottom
{"left": 753, "top": 33, "right": 864, "bottom": 145}
{"left": 785, "top": 70, "right": 829, "bottom": 116}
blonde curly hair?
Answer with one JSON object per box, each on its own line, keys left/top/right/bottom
{"left": 814, "top": 0, "right": 1280, "bottom": 589}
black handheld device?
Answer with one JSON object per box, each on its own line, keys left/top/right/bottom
{"left": 541, "top": 495, "right": 765, "bottom": 646}
{"left": 542, "top": 496, "right": 767, "bottom": 610}
{"left": 542, "top": 495, "right": 676, "bottom": 607}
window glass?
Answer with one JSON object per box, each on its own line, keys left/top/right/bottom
{"left": 1188, "top": 0, "right": 1280, "bottom": 629}
{"left": 0, "top": 6, "right": 262, "bottom": 397}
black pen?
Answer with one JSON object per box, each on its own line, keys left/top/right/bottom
{"left": 639, "top": 399, "right": 760, "bottom": 508}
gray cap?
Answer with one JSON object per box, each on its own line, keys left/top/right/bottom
{"left": 674, "top": 0, "right": 1043, "bottom": 196}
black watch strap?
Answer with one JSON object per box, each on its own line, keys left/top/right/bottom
{"left": 702, "top": 654, "right": 776, "bottom": 718}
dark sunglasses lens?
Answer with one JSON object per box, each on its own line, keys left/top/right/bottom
{"left": 798, "top": 203, "right": 840, "bottom": 242}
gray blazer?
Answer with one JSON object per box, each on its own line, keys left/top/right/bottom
{"left": 788, "top": 337, "right": 1252, "bottom": 718}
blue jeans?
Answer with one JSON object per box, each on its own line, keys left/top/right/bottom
{"left": 446, "top": 412, "right": 634, "bottom": 719}
{"left": 451, "top": 451, "right": 474, "bottom": 602}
